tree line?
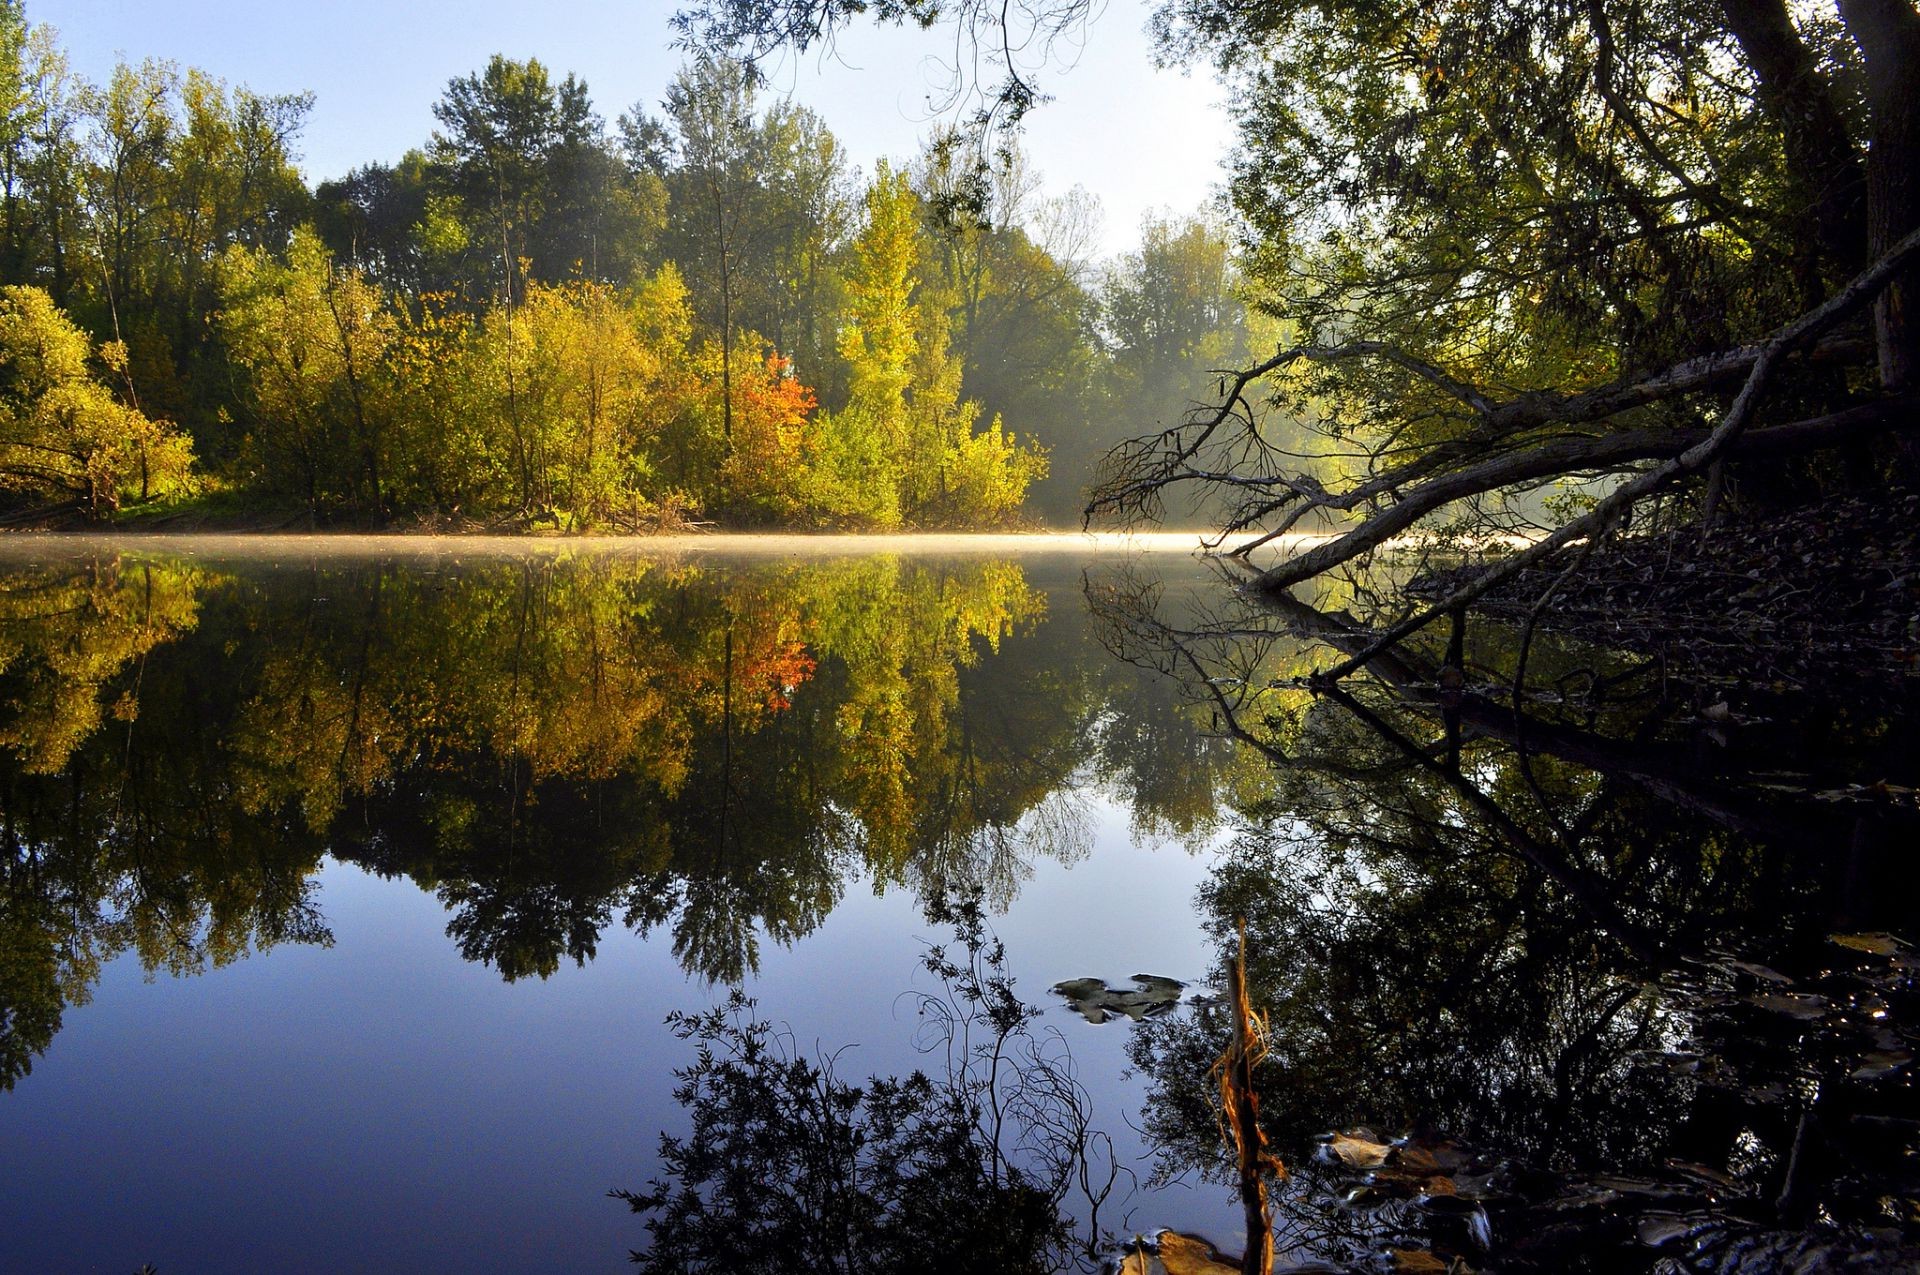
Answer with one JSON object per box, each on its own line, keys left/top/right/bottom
{"left": 0, "top": 2, "right": 1304, "bottom": 528}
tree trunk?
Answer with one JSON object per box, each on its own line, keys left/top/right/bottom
{"left": 1839, "top": 0, "right": 1920, "bottom": 388}
{"left": 1721, "top": 0, "right": 1869, "bottom": 287}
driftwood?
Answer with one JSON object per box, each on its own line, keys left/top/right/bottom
{"left": 1212, "top": 922, "right": 1280, "bottom": 1275}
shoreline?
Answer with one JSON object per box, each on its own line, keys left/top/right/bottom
{"left": 0, "top": 528, "right": 1305, "bottom": 560}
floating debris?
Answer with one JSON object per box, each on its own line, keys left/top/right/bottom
{"left": 1052, "top": 974, "right": 1186, "bottom": 1024}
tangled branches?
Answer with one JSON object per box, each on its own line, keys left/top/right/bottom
{"left": 1086, "top": 227, "right": 1920, "bottom": 668}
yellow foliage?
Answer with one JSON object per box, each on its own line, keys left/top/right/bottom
{"left": 0, "top": 286, "right": 196, "bottom": 513}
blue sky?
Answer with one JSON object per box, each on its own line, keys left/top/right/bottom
{"left": 29, "top": 0, "right": 1232, "bottom": 257}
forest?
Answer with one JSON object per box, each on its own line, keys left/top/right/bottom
{"left": 0, "top": 1, "right": 1314, "bottom": 530}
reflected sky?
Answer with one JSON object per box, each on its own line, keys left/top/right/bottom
{"left": 6, "top": 821, "right": 1221, "bottom": 1271}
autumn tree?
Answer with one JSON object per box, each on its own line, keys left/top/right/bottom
{"left": 809, "top": 160, "right": 920, "bottom": 524}
{"left": 716, "top": 352, "right": 816, "bottom": 521}
{"left": 810, "top": 161, "right": 1044, "bottom": 527}
{"left": 218, "top": 229, "right": 393, "bottom": 513}
{"left": 916, "top": 134, "right": 1099, "bottom": 520}
{"left": 463, "top": 274, "right": 697, "bottom": 524}
{"left": 0, "top": 283, "right": 193, "bottom": 514}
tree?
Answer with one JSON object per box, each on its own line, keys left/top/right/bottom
{"left": 217, "top": 228, "right": 393, "bottom": 513}
{"left": 642, "top": 56, "right": 767, "bottom": 449}
{"left": 809, "top": 161, "right": 1044, "bottom": 527}
{"left": 4, "top": 25, "right": 88, "bottom": 305}
{"left": 716, "top": 352, "right": 816, "bottom": 521}
{"left": 312, "top": 153, "right": 434, "bottom": 294}
{"left": 80, "top": 58, "right": 311, "bottom": 434}
{"left": 752, "top": 101, "right": 852, "bottom": 386}
{"left": 0, "top": 0, "right": 35, "bottom": 287}
{"left": 429, "top": 55, "right": 563, "bottom": 303}
{"left": 916, "top": 134, "right": 1100, "bottom": 522}
{"left": 1081, "top": 0, "right": 1920, "bottom": 581}
{"left": 674, "top": 0, "right": 1100, "bottom": 134}
{"left": 1079, "top": 211, "right": 1265, "bottom": 525}
{"left": 809, "top": 160, "right": 919, "bottom": 525}
{"left": 0, "top": 284, "right": 193, "bottom": 514}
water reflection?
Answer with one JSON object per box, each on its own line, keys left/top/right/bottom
{"left": 614, "top": 897, "right": 1112, "bottom": 1275}
{"left": 8, "top": 546, "right": 1915, "bottom": 1268}
{"left": 0, "top": 549, "right": 1232, "bottom": 1088}
{"left": 1091, "top": 569, "right": 1920, "bottom": 1269}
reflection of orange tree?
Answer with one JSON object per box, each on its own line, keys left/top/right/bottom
{"left": 212, "top": 553, "right": 1053, "bottom": 982}
{"left": 0, "top": 552, "right": 1081, "bottom": 1083}
{"left": 0, "top": 552, "right": 1088, "bottom": 1018}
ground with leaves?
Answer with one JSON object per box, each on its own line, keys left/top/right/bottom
{"left": 1411, "top": 491, "right": 1920, "bottom": 693}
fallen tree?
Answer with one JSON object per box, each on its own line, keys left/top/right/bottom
{"left": 1088, "top": 226, "right": 1920, "bottom": 684}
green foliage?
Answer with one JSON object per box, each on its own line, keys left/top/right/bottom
{"left": 217, "top": 228, "right": 393, "bottom": 510}
{"left": 808, "top": 162, "right": 1046, "bottom": 527}
{"left": 0, "top": 15, "right": 1283, "bottom": 528}
{"left": 425, "top": 55, "right": 659, "bottom": 298}
{"left": 219, "top": 230, "right": 711, "bottom": 525}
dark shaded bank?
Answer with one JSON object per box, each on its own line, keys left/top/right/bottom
{"left": 1410, "top": 489, "right": 1920, "bottom": 694}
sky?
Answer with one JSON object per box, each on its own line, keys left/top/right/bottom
{"left": 28, "top": 0, "right": 1234, "bottom": 259}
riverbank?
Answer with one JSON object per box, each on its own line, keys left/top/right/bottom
{"left": 1412, "top": 490, "right": 1920, "bottom": 690}
{"left": 0, "top": 527, "right": 1277, "bottom": 561}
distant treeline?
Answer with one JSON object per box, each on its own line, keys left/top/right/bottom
{"left": 0, "top": 3, "right": 1307, "bottom": 528}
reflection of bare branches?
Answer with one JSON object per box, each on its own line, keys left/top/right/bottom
{"left": 1085, "top": 568, "right": 1686, "bottom": 963}
{"left": 903, "top": 789, "right": 1092, "bottom": 912}
{"left": 913, "top": 894, "right": 1130, "bottom": 1258}
{"left": 616, "top": 894, "right": 1127, "bottom": 1272}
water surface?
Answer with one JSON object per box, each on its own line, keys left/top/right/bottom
{"left": 0, "top": 538, "right": 1238, "bottom": 1271}
{"left": 3, "top": 535, "right": 1916, "bottom": 1272}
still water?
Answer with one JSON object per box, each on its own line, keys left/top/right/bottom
{"left": 1, "top": 535, "right": 1916, "bottom": 1272}
{"left": 0, "top": 536, "right": 1240, "bottom": 1272}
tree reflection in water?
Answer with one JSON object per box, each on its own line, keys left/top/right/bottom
{"left": 1089, "top": 565, "right": 1920, "bottom": 1270}
{"left": 612, "top": 896, "right": 1119, "bottom": 1274}
{"left": 0, "top": 549, "right": 1231, "bottom": 1087}
{"left": 8, "top": 547, "right": 1915, "bottom": 1269}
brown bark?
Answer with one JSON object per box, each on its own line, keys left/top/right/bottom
{"left": 1219, "top": 925, "right": 1275, "bottom": 1275}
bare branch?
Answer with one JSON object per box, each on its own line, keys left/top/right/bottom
{"left": 1291, "top": 220, "right": 1920, "bottom": 678}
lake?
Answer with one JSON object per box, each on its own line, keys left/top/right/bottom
{"left": 1, "top": 535, "right": 1915, "bottom": 1272}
